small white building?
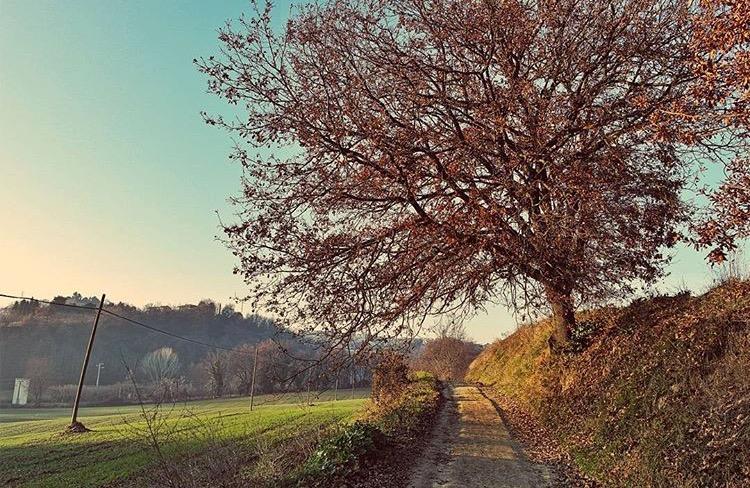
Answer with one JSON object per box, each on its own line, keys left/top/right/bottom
{"left": 12, "top": 378, "right": 29, "bottom": 406}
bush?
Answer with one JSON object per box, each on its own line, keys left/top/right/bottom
{"left": 304, "top": 420, "right": 384, "bottom": 476}
{"left": 371, "top": 350, "right": 409, "bottom": 406}
{"left": 371, "top": 371, "right": 438, "bottom": 436}
{"left": 409, "top": 370, "right": 434, "bottom": 382}
{"left": 300, "top": 371, "right": 439, "bottom": 485}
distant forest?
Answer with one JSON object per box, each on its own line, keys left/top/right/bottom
{"left": 0, "top": 294, "right": 279, "bottom": 393}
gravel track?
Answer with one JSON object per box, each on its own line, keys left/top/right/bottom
{"left": 408, "top": 385, "right": 556, "bottom": 488}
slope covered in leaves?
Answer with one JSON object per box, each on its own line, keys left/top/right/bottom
{"left": 467, "top": 281, "right": 750, "bottom": 487}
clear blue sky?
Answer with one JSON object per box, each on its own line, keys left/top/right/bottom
{"left": 0, "top": 1, "right": 744, "bottom": 343}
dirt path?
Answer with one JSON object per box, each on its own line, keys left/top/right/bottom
{"left": 408, "top": 385, "right": 556, "bottom": 488}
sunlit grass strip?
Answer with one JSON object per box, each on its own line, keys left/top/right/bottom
{"left": 0, "top": 392, "right": 368, "bottom": 487}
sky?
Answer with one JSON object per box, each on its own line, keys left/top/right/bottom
{"left": 0, "top": 1, "right": 745, "bottom": 344}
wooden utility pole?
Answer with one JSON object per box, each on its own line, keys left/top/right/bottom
{"left": 249, "top": 345, "right": 259, "bottom": 411}
{"left": 334, "top": 377, "right": 338, "bottom": 402}
{"left": 70, "top": 293, "right": 105, "bottom": 430}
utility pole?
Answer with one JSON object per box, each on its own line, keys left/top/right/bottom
{"left": 70, "top": 293, "right": 105, "bottom": 431}
{"left": 334, "top": 376, "right": 338, "bottom": 402}
{"left": 95, "top": 363, "right": 104, "bottom": 388}
{"left": 0, "top": 325, "right": 4, "bottom": 393}
{"left": 306, "top": 369, "right": 312, "bottom": 405}
{"left": 234, "top": 292, "right": 244, "bottom": 317}
{"left": 249, "top": 345, "right": 259, "bottom": 411}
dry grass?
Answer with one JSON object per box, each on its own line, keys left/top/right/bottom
{"left": 467, "top": 281, "right": 750, "bottom": 487}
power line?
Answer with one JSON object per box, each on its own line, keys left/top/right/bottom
{"left": 101, "top": 309, "right": 238, "bottom": 353}
{"left": 0, "top": 291, "right": 330, "bottom": 410}
{"left": 0, "top": 293, "right": 100, "bottom": 311}
{"left": 0, "top": 291, "right": 241, "bottom": 353}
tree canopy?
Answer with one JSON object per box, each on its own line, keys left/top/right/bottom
{"left": 198, "top": 0, "right": 748, "bottom": 351}
{"left": 692, "top": 0, "right": 750, "bottom": 262}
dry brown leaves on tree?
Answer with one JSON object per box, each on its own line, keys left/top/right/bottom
{"left": 197, "top": 0, "right": 749, "bottom": 354}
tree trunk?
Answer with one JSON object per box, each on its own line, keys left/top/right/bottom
{"left": 544, "top": 284, "right": 575, "bottom": 354}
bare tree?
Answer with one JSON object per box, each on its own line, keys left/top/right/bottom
{"left": 24, "top": 357, "right": 52, "bottom": 405}
{"left": 140, "top": 348, "right": 181, "bottom": 384}
{"left": 415, "top": 323, "right": 479, "bottom": 382}
{"left": 252, "top": 339, "right": 292, "bottom": 394}
{"left": 201, "top": 351, "right": 229, "bottom": 398}
{"left": 432, "top": 317, "right": 468, "bottom": 342}
{"left": 198, "top": 0, "right": 745, "bottom": 353}
{"left": 228, "top": 343, "right": 256, "bottom": 396}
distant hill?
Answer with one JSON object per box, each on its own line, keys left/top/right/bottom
{"left": 467, "top": 281, "right": 750, "bottom": 487}
{"left": 0, "top": 294, "right": 278, "bottom": 391}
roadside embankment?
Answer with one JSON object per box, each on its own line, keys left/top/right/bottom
{"left": 467, "top": 281, "right": 750, "bottom": 487}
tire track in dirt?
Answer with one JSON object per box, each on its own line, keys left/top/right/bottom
{"left": 408, "top": 385, "right": 556, "bottom": 488}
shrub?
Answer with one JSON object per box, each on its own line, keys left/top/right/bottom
{"left": 300, "top": 371, "right": 439, "bottom": 485}
{"left": 371, "top": 371, "right": 439, "bottom": 436}
{"left": 371, "top": 350, "right": 409, "bottom": 406}
{"left": 304, "top": 420, "right": 383, "bottom": 476}
{"left": 409, "top": 370, "right": 434, "bottom": 382}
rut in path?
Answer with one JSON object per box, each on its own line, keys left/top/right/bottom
{"left": 408, "top": 385, "right": 556, "bottom": 488}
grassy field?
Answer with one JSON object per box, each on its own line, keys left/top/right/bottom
{"left": 0, "top": 389, "right": 369, "bottom": 487}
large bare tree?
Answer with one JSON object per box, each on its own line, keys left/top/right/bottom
{"left": 198, "top": 0, "right": 745, "bottom": 352}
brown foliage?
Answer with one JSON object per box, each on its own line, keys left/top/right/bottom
{"left": 469, "top": 281, "right": 750, "bottom": 486}
{"left": 371, "top": 351, "right": 409, "bottom": 405}
{"left": 414, "top": 323, "right": 480, "bottom": 381}
{"left": 414, "top": 337, "right": 478, "bottom": 382}
{"left": 692, "top": 0, "right": 750, "bottom": 262}
{"left": 692, "top": 0, "right": 750, "bottom": 126}
{"left": 198, "top": 0, "right": 747, "bottom": 352}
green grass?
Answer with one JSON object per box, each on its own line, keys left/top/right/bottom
{"left": 0, "top": 389, "right": 369, "bottom": 487}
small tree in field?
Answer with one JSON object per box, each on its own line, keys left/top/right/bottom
{"left": 415, "top": 322, "right": 479, "bottom": 382}
{"left": 229, "top": 343, "right": 257, "bottom": 395}
{"left": 252, "top": 339, "right": 292, "bottom": 394}
{"left": 140, "top": 348, "right": 181, "bottom": 384}
{"left": 24, "top": 357, "right": 52, "bottom": 405}
{"left": 201, "top": 351, "right": 229, "bottom": 398}
{"left": 198, "top": 0, "right": 747, "bottom": 353}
